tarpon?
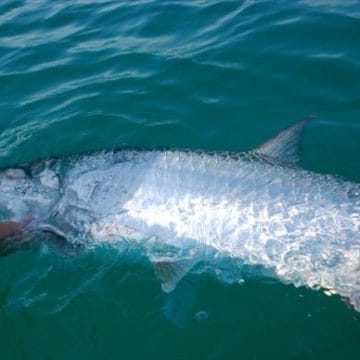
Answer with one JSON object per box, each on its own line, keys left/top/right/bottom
{"left": 0, "top": 116, "right": 359, "bottom": 310}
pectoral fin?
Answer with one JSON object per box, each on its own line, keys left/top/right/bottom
{"left": 154, "top": 257, "right": 199, "bottom": 292}
{"left": 253, "top": 114, "right": 316, "bottom": 165}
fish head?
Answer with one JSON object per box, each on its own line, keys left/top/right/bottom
{"left": 0, "top": 168, "right": 33, "bottom": 221}
{"left": 0, "top": 165, "right": 60, "bottom": 252}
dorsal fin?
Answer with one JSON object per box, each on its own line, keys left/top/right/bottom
{"left": 253, "top": 115, "right": 315, "bottom": 165}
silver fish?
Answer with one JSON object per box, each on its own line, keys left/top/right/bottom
{"left": 0, "top": 116, "right": 359, "bottom": 310}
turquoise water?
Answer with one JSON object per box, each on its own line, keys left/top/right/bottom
{"left": 0, "top": 1, "right": 359, "bottom": 359}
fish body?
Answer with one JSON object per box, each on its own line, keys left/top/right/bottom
{"left": 0, "top": 117, "right": 359, "bottom": 309}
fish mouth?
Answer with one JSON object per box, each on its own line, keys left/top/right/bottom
{"left": 0, "top": 221, "right": 21, "bottom": 239}
{"left": 0, "top": 218, "right": 81, "bottom": 257}
{"left": 0, "top": 218, "right": 37, "bottom": 256}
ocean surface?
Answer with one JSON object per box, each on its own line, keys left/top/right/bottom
{"left": 0, "top": 1, "right": 359, "bottom": 359}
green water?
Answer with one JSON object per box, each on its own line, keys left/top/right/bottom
{"left": 0, "top": 1, "right": 359, "bottom": 359}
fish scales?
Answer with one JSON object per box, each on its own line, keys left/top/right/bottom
{"left": 0, "top": 117, "right": 359, "bottom": 310}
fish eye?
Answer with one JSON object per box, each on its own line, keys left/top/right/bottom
{"left": 4, "top": 168, "right": 26, "bottom": 180}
